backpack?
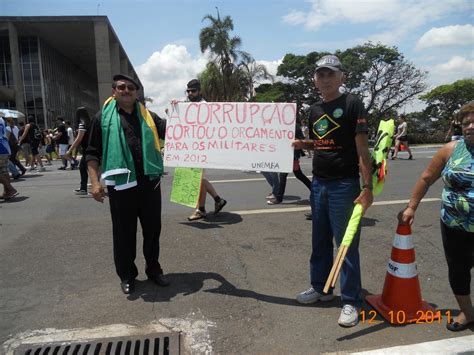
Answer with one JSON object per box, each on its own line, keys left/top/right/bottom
{"left": 33, "top": 127, "right": 43, "bottom": 141}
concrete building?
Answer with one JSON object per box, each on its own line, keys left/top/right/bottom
{"left": 0, "top": 16, "right": 142, "bottom": 128}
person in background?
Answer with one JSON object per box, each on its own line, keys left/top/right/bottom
{"left": 391, "top": 115, "right": 413, "bottom": 160}
{"left": 18, "top": 117, "right": 45, "bottom": 172}
{"left": 67, "top": 107, "right": 91, "bottom": 195}
{"left": 5, "top": 117, "right": 26, "bottom": 175}
{"left": 0, "top": 114, "right": 18, "bottom": 199}
{"left": 54, "top": 117, "right": 75, "bottom": 170}
{"left": 18, "top": 121, "right": 32, "bottom": 167}
{"left": 398, "top": 101, "right": 473, "bottom": 332}
{"left": 267, "top": 121, "right": 312, "bottom": 205}
{"left": 175, "top": 79, "right": 227, "bottom": 221}
{"left": 446, "top": 114, "right": 463, "bottom": 142}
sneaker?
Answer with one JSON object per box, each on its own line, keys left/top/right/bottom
{"left": 2, "top": 190, "right": 19, "bottom": 200}
{"left": 408, "top": 155, "right": 413, "bottom": 160}
{"left": 188, "top": 209, "right": 206, "bottom": 221}
{"left": 305, "top": 212, "right": 312, "bottom": 220}
{"left": 214, "top": 199, "right": 227, "bottom": 214}
{"left": 338, "top": 304, "right": 360, "bottom": 327}
{"left": 266, "top": 192, "right": 273, "bottom": 199}
{"left": 37, "top": 167, "right": 46, "bottom": 172}
{"left": 57, "top": 166, "right": 66, "bottom": 170}
{"left": 267, "top": 197, "right": 281, "bottom": 205}
{"left": 74, "top": 188, "right": 88, "bottom": 195}
{"left": 296, "top": 287, "right": 335, "bottom": 304}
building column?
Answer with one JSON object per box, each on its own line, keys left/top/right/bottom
{"left": 94, "top": 20, "right": 112, "bottom": 106}
{"left": 8, "top": 22, "right": 25, "bottom": 115}
{"left": 110, "top": 40, "right": 120, "bottom": 76}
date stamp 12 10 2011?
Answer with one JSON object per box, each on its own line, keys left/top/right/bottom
{"left": 360, "top": 310, "right": 451, "bottom": 324}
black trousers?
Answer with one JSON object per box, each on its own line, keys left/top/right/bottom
{"left": 9, "top": 144, "right": 26, "bottom": 173}
{"left": 78, "top": 155, "right": 88, "bottom": 190}
{"left": 440, "top": 220, "right": 474, "bottom": 295}
{"left": 107, "top": 177, "right": 163, "bottom": 281}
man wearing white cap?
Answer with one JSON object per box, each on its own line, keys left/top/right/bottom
{"left": 292, "top": 55, "right": 373, "bottom": 327}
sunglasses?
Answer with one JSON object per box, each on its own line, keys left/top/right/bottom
{"left": 116, "top": 83, "right": 137, "bottom": 91}
{"left": 186, "top": 89, "right": 198, "bottom": 94}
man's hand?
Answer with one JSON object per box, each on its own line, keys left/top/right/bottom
{"left": 354, "top": 188, "right": 373, "bottom": 214}
{"left": 91, "top": 182, "right": 106, "bottom": 203}
{"left": 292, "top": 139, "right": 305, "bottom": 150}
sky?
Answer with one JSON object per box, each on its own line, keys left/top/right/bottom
{"left": 2, "top": 0, "right": 473, "bottom": 116}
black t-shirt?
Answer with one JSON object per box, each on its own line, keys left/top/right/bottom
{"left": 86, "top": 107, "right": 166, "bottom": 179}
{"left": 78, "top": 119, "right": 90, "bottom": 152}
{"left": 57, "top": 123, "right": 69, "bottom": 145}
{"left": 308, "top": 93, "right": 368, "bottom": 179}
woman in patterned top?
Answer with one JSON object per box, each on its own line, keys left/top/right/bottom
{"left": 398, "top": 101, "right": 474, "bottom": 332}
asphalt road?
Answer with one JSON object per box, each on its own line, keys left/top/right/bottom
{"left": 1, "top": 146, "right": 473, "bottom": 354}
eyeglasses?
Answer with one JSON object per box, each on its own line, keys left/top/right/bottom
{"left": 116, "top": 83, "right": 137, "bottom": 91}
{"left": 186, "top": 89, "right": 198, "bottom": 94}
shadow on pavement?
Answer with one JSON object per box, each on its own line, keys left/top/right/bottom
{"left": 180, "top": 212, "right": 243, "bottom": 229}
{"left": 128, "top": 271, "right": 340, "bottom": 309}
{"left": 360, "top": 217, "right": 379, "bottom": 227}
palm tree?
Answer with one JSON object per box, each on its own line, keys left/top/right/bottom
{"left": 199, "top": 8, "right": 244, "bottom": 100}
{"left": 238, "top": 53, "right": 274, "bottom": 100}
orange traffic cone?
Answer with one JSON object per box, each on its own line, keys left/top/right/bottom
{"left": 366, "top": 224, "right": 439, "bottom": 324}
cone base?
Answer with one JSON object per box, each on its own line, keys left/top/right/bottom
{"left": 366, "top": 294, "right": 440, "bottom": 324}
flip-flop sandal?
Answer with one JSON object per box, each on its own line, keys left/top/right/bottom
{"left": 3, "top": 191, "right": 19, "bottom": 200}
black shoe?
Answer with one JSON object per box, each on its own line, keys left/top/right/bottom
{"left": 148, "top": 274, "right": 170, "bottom": 287}
{"left": 446, "top": 320, "right": 473, "bottom": 332}
{"left": 58, "top": 166, "right": 66, "bottom": 170}
{"left": 120, "top": 279, "right": 135, "bottom": 294}
{"left": 305, "top": 212, "right": 312, "bottom": 220}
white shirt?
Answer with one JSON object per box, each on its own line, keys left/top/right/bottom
{"left": 67, "top": 127, "right": 74, "bottom": 145}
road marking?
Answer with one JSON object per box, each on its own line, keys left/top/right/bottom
{"left": 231, "top": 198, "right": 440, "bottom": 216}
{"left": 209, "top": 176, "right": 312, "bottom": 184}
{"left": 350, "top": 334, "right": 474, "bottom": 354}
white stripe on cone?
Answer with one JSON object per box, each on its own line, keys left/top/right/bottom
{"left": 392, "top": 233, "right": 414, "bottom": 250}
{"left": 387, "top": 259, "right": 418, "bottom": 278}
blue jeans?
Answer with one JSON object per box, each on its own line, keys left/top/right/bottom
{"left": 310, "top": 177, "right": 362, "bottom": 306}
{"left": 261, "top": 171, "right": 279, "bottom": 196}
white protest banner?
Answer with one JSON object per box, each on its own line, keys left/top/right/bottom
{"left": 164, "top": 102, "right": 296, "bottom": 172}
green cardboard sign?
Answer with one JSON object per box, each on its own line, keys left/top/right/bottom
{"left": 170, "top": 167, "right": 203, "bottom": 207}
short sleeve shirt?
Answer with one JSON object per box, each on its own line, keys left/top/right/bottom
{"left": 308, "top": 93, "right": 368, "bottom": 179}
{"left": 0, "top": 118, "right": 11, "bottom": 155}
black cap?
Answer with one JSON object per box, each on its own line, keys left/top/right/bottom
{"left": 187, "top": 79, "right": 201, "bottom": 90}
{"left": 113, "top": 74, "right": 140, "bottom": 90}
{"left": 315, "top": 55, "right": 343, "bottom": 72}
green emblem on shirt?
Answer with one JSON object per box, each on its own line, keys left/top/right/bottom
{"left": 313, "top": 114, "right": 341, "bottom": 139}
{"left": 333, "top": 108, "right": 343, "bottom": 118}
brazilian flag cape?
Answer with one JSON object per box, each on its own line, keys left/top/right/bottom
{"left": 101, "top": 97, "right": 163, "bottom": 190}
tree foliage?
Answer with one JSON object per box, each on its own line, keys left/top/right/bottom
{"left": 255, "top": 42, "right": 427, "bottom": 125}
{"left": 198, "top": 10, "right": 272, "bottom": 102}
{"left": 420, "top": 79, "right": 474, "bottom": 120}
